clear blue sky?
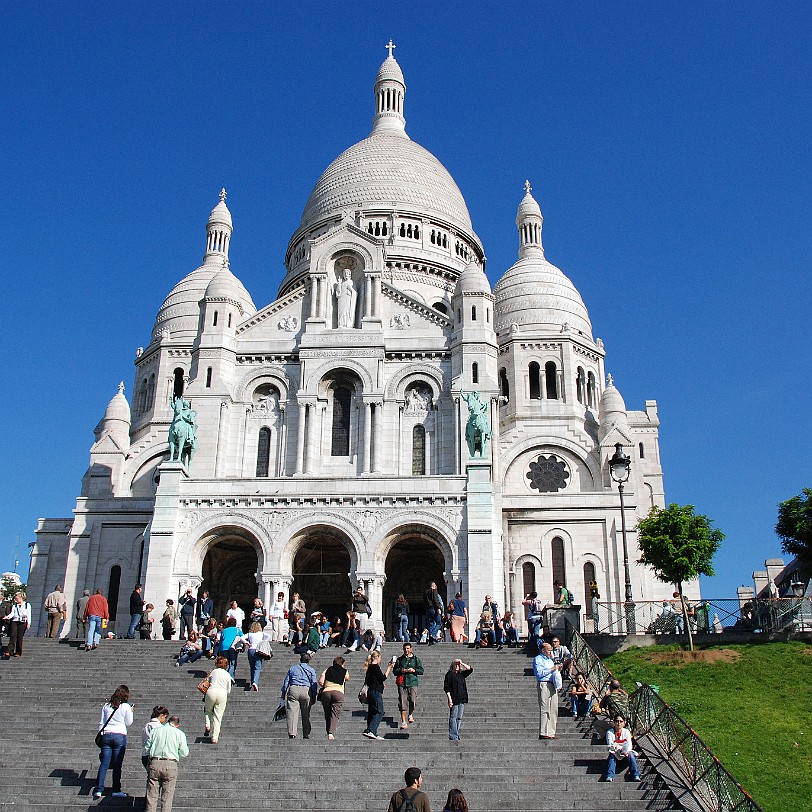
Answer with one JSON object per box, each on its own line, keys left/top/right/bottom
{"left": 1, "top": 4, "right": 809, "bottom": 596}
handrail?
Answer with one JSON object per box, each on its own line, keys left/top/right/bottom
{"left": 565, "top": 620, "right": 765, "bottom": 812}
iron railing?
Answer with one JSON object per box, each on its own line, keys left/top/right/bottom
{"left": 584, "top": 596, "right": 812, "bottom": 636}
{"left": 565, "top": 621, "right": 765, "bottom": 812}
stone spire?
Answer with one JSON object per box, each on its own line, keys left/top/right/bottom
{"left": 516, "top": 180, "right": 544, "bottom": 259}
{"left": 372, "top": 41, "right": 407, "bottom": 136}
{"left": 205, "top": 187, "right": 233, "bottom": 263}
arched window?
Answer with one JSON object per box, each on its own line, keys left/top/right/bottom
{"left": 639, "top": 442, "right": 645, "bottom": 458}
{"left": 522, "top": 562, "right": 536, "bottom": 595}
{"left": 529, "top": 362, "right": 541, "bottom": 399}
{"left": 471, "top": 305, "right": 477, "bottom": 321}
{"left": 587, "top": 371, "right": 596, "bottom": 407}
{"left": 457, "top": 309, "right": 462, "bottom": 324}
{"left": 576, "top": 367, "right": 585, "bottom": 404}
{"left": 499, "top": 368, "right": 510, "bottom": 400}
{"left": 432, "top": 302, "right": 448, "bottom": 315}
{"left": 545, "top": 362, "right": 558, "bottom": 399}
{"left": 173, "top": 368, "right": 185, "bottom": 398}
{"left": 205, "top": 367, "right": 212, "bottom": 388}
{"left": 583, "top": 562, "right": 596, "bottom": 618}
{"left": 331, "top": 387, "right": 352, "bottom": 456}
{"left": 213, "top": 310, "right": 218, "bottom": 327}
{"left": 107, "top": 565, "right": 121, "bottom": 621}
{"left": 147, "top": 374, "right": 155, "bottom": 409}
{"left": 551, "top": 537, "right": 566, "bottom": 596}
{"left": 256, "top": 427, "right": 271, "bottom": 477}
{"left": 471, "top": 362, "right": 479, "bottom": 384}
{"left": 228, "top": 312, "right": 232, "bottom": 328}
{"left": 412, "top": 424, "right": 426, "bottom": 475}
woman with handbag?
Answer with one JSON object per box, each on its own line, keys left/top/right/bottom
{"left": 394, "top": 594, "right": 410, "bottom": 642}
{"left": 250, "top": 598, "right": 267, "bottom": 630}
{"left": 93, "top": 684, "right": 134, "bottom": 799}
{"left": 202, "top": 655, "right": 232, "bottom": 744}
{"left": 318, "top": 655, "right": 350, "bottom": 740}
{"left": 138, "top": 604, "right": 155, "bottom": 640}
{"left": 161, "top": 599, "right": 177, "bottom": 641}
{"left": 362, "top": 650, "right": 393, "bottom": 739}
{"left": 245, "top": 622, "right": 269, "bottom": 691}
{"left": 448, "top": 592, "right": 468, "bottom": 643}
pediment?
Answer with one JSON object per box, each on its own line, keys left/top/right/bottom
{"left": 600, "top": 424, "right": 633, "bottom": 448}
{"left": 90, "top": 432, "right": 126, "bottom": 455}
{"left": 381, "top": 282, "right": 452, "bottom": 328}
{"left": 236, "top": 283, "right": 307, "bottom": 339}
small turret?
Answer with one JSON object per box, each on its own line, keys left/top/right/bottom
{"left": 599, "top": 373, "right": 630, "bottom": 442}
{"left": 516, "top": 180, "right": 543, "bottom": 259}
{"left": 372, "top": 40, "right": 407, "bottom": 136}
{"left": 204, "top": 188, "right": 233, "bottom": 263}
{"left": 83, "top": 383, "right": 131, "bottom": 497}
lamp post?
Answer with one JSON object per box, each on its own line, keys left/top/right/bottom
{"left": 609, "top": 442, "right": 636, "bottom": 635}
{"left": 791, "top": 579, "right": 807, "bottom": 632}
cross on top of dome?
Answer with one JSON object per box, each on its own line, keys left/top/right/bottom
{"left": 386, "top": 39, "right": 396, "bottom": 58}
{"left": 524, "top": 179, "right": 532, "bottom": 194}
{"left": 219, "top": 187, "right": 227, "bottom": 203}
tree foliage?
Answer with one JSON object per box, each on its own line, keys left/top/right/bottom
{"left": 776, "top": 488, "right": 812, "bottom": 576}
{"left": 0, "top": 575, "right": 26, "bottom": 601}
{"left": 637, "top": 503, "right": 723, "bottom": 585}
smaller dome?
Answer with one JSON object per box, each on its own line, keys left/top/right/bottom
{"left": 516, "top": 189, "right": 542, "bottom": 222}
{"left": 208, "top": 188, "right": 232, "bottom": 229}
{"left": 375, "top": 55, "right": 405, "bottom": 87}
{"left": 102, "top": 382, "right": 131, "bottom": 425}
{"left": 203, "top": 265, "right": 257, "bottom": 316}
{"left": 599, "top": 375, "right": 629, "bottom": 440}
{"left": 456, "top": 260, "right": 491, "bottom": 295}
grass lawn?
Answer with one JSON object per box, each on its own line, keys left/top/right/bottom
{"left": 604, "top": 642, "right": 812, "bottom": 812}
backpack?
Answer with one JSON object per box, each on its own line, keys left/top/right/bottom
{"left": 396, "top": 789, "right": 419, "bottom": 812}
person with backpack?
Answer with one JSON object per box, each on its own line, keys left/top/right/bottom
{"left": 387, "top": 766, "right": 431, "bottom": 812}
{"left": 522, "top": 590, "right": 544, "bottom": 642}
{"left": 554, "top": 580, "right": 572, "bottom": 607}
{"left": 393, "top": 642, "right": 424, "bottom": 730}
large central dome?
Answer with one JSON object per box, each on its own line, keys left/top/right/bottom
{"left": 299, "top": 130, "right": 474, "bottom": 234}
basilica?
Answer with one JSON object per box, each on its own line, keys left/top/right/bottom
{"left": 29, "top": 50, "right": 679, "bottom": 637}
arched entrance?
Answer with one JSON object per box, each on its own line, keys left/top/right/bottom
{"left": 382, "top": 528, "right": 447, "bottom": 640}
{"left": 200, "top": 536, "right": 259, "bottom": 627}
{"left": 291, "top": 528, "right": 353, "bottom": 626}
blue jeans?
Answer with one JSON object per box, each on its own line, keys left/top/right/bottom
{"left": 96, "top": 732, "right": 126, "bottom": 792}
{"left": 248, "top": 649, "right": 263, "bottom": 686}
{"left": 366, "top": 689, "right": 384, "bottom": 735}
{"left": 474, "top": 629, "right": 495, "bottom": 646}
{"left": 177, "top": 649, "right": 204, "bottom": 666}
{"left": 449, "top": 703, "right": 465, "bottom": 740}
{"left": 427, "top": 611, "right": 441, "bottom": 641}
{"left": 225, "top": 648, "right": 239, "bottom": 679}
{"left": 86, "top": 616, "right": 103, "bottom": 649}
{"left": 126, "top": 613, "right": 141, "bottom": 639}
{"left": 505, "top": 627, "right": 519, "bottom": 645}
{"left": 571, "top": 694, "right": 592, "bottom": 717}
{"left": 606, "top": 751, "right": 640, "bottom": 780}
{"left": 528, "top": 615, "right": 542, "bottom": 639}
{"left": 397, "top": 615, "right": 409, "bottom": 642}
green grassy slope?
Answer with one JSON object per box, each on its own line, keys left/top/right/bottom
{"left": 604, "top": 642, "right": 812, "bottom": 812}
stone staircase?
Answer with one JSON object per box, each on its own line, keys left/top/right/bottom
{"left": 0, "top": 639, "right": 683, "bottom": 811}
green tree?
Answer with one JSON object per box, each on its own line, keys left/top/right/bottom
{"left": 636, "top": 503, "right": 724, "bottom": 651}
{"left": 776, "top": 488, "right": 812, "bottom": 577}
{"left": 0, "top": 575, "right": 26, "bottom": 601}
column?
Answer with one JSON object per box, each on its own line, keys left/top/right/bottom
{"left": 214, "top": 400, "right": 230, "bottom": 477}
{"left": 262, "top": 578, "right": 272, "bottom": 612}
{"left": 295, "top": 399, "right": 306, "bottom": 475}
{"left": 372, "top": 275, "right": 381, "bottom": 318}
{"left": 454, "top": 396, "right": 461, "bottom": 474}
{"left": 364, "top": 275, "right": 372, "bottom": 318}
{"left": 372, "top": 401, "right": 383, "bottom": 473}
{"left": 397, "top": 404, "right": 403, "bottom": 474}
{"left": 276, "top": 405, "right": 287, "bottom": 477}
{"left": 368, "top": 575, "right": 386, "bottom": 633}
{"left": 362, "top": 401, "right": 372, "bottom": 474}
{"left": 304, "top": 403, "right": 315, "bottom": 474}
{"left": 309, "top": 276, "right": 318, "bottom": 319}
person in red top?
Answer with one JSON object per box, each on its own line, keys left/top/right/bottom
{"left": 84, "top": 589, "right": 110, "bottom": 651}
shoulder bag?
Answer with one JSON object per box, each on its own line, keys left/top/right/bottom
{"left": 256, "top": 638, "right": 274, "bottom": 660}
{"left": 95, "top": 705, "right": 119, "bottom": 748}
{"left": 197, "top": 676, "right": 212, "bottom": 695}
{"left": 358, "top": 683, "right": 369, "bottom": 704}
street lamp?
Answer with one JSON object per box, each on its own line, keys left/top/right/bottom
{"left": 609, "top": 442, "right": 636, "bottom": 635}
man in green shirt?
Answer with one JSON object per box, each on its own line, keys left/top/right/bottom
{"left": 145, "top": 715, "right": 189, "bottom": 812}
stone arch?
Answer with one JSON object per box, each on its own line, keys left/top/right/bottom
{"left": 233, "top": 366, "right": 293, "bottom": 403}
{"left": 385, "top": 364, "right": 445, "bottom": 401}
{"left": 303, "top": 359, "right": 374, "bottom": 396}
{"left": 370, "top": 514, "right": 458, "bottom": 573}
{"left": 128, "top": 449, "right": 166, "bottom": 497}
{"left": 315, "top": 241, "right": 375, "bottom": 276}
{"left": 276, "top": 514, "right": 363, "bottom": 575}
{"left": 501, "top": 437, "right": 601, "bottom": 490}
{"left": 173, "top": 512, "right": 271, "bottom": 581}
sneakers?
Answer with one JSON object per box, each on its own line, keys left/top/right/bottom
{"left": 362, "top": 730, "right": 375, "bottom": 738}
{"left": 407, "top": 715, "right": 415, "bottom": 723}
{"left": 92, "top": 788, "right": 103, "bottom": 799}
{"left": 400, "top": 722, "right": 408, "bottom": 729}
{"left": 327, "top": 733, "right": 335, "bottom": 740}
{"left": 251, "top": 683, "right": 259, "bottom": 692}
{"left": 605, "top": 777, "right": 614, "bottom": 782}
{"left": 372, "top": 734, "right": 385, "bottom": 740}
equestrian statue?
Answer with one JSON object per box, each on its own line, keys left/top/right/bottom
{"left": 460, "top": 389, "right": 491, "bottom": 458}
{"left": 168, "top": 393, "right": 198, "bottom": 468}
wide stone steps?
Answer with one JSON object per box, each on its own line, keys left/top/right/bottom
{"left": 0, "top": 639, "right": 683, "bottom": 812}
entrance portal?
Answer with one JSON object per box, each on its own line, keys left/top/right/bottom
{"left": 383, "top": 532, "right": 446, "bottom": 640}
{"left": 291, "top": 529, "right": 352, "bottom": 627}
{"left": 200, "top": 537, "right": 259, "bottom": 627}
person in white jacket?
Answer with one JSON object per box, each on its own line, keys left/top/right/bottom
{"left": 604, "top": 714, "right": 641, "bottom": 782}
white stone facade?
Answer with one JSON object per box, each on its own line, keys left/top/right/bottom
{"left": 29, "top": 53, "right": 689, "bottom": 637}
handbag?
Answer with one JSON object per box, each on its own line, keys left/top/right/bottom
{"left": 256, "top": 638, "right": 274, "bottom": 660}
{"left": 94, "top": 705, "right": 119, "bottom": 748}
{"left": 358, "top": 683, "right": 369, "bottom": 704}
{"left": 395, "top": 675, "right": 405, "bottom": 687}
{"left": 197, "top": 677, "right": 212, "bottom": 695}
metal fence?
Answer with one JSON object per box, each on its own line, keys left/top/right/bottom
{"left": 584, "top": 597, "right": 812, "bottom": 636}
{"left": 565, "top": 621, "right": 765, "bottom": 812}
